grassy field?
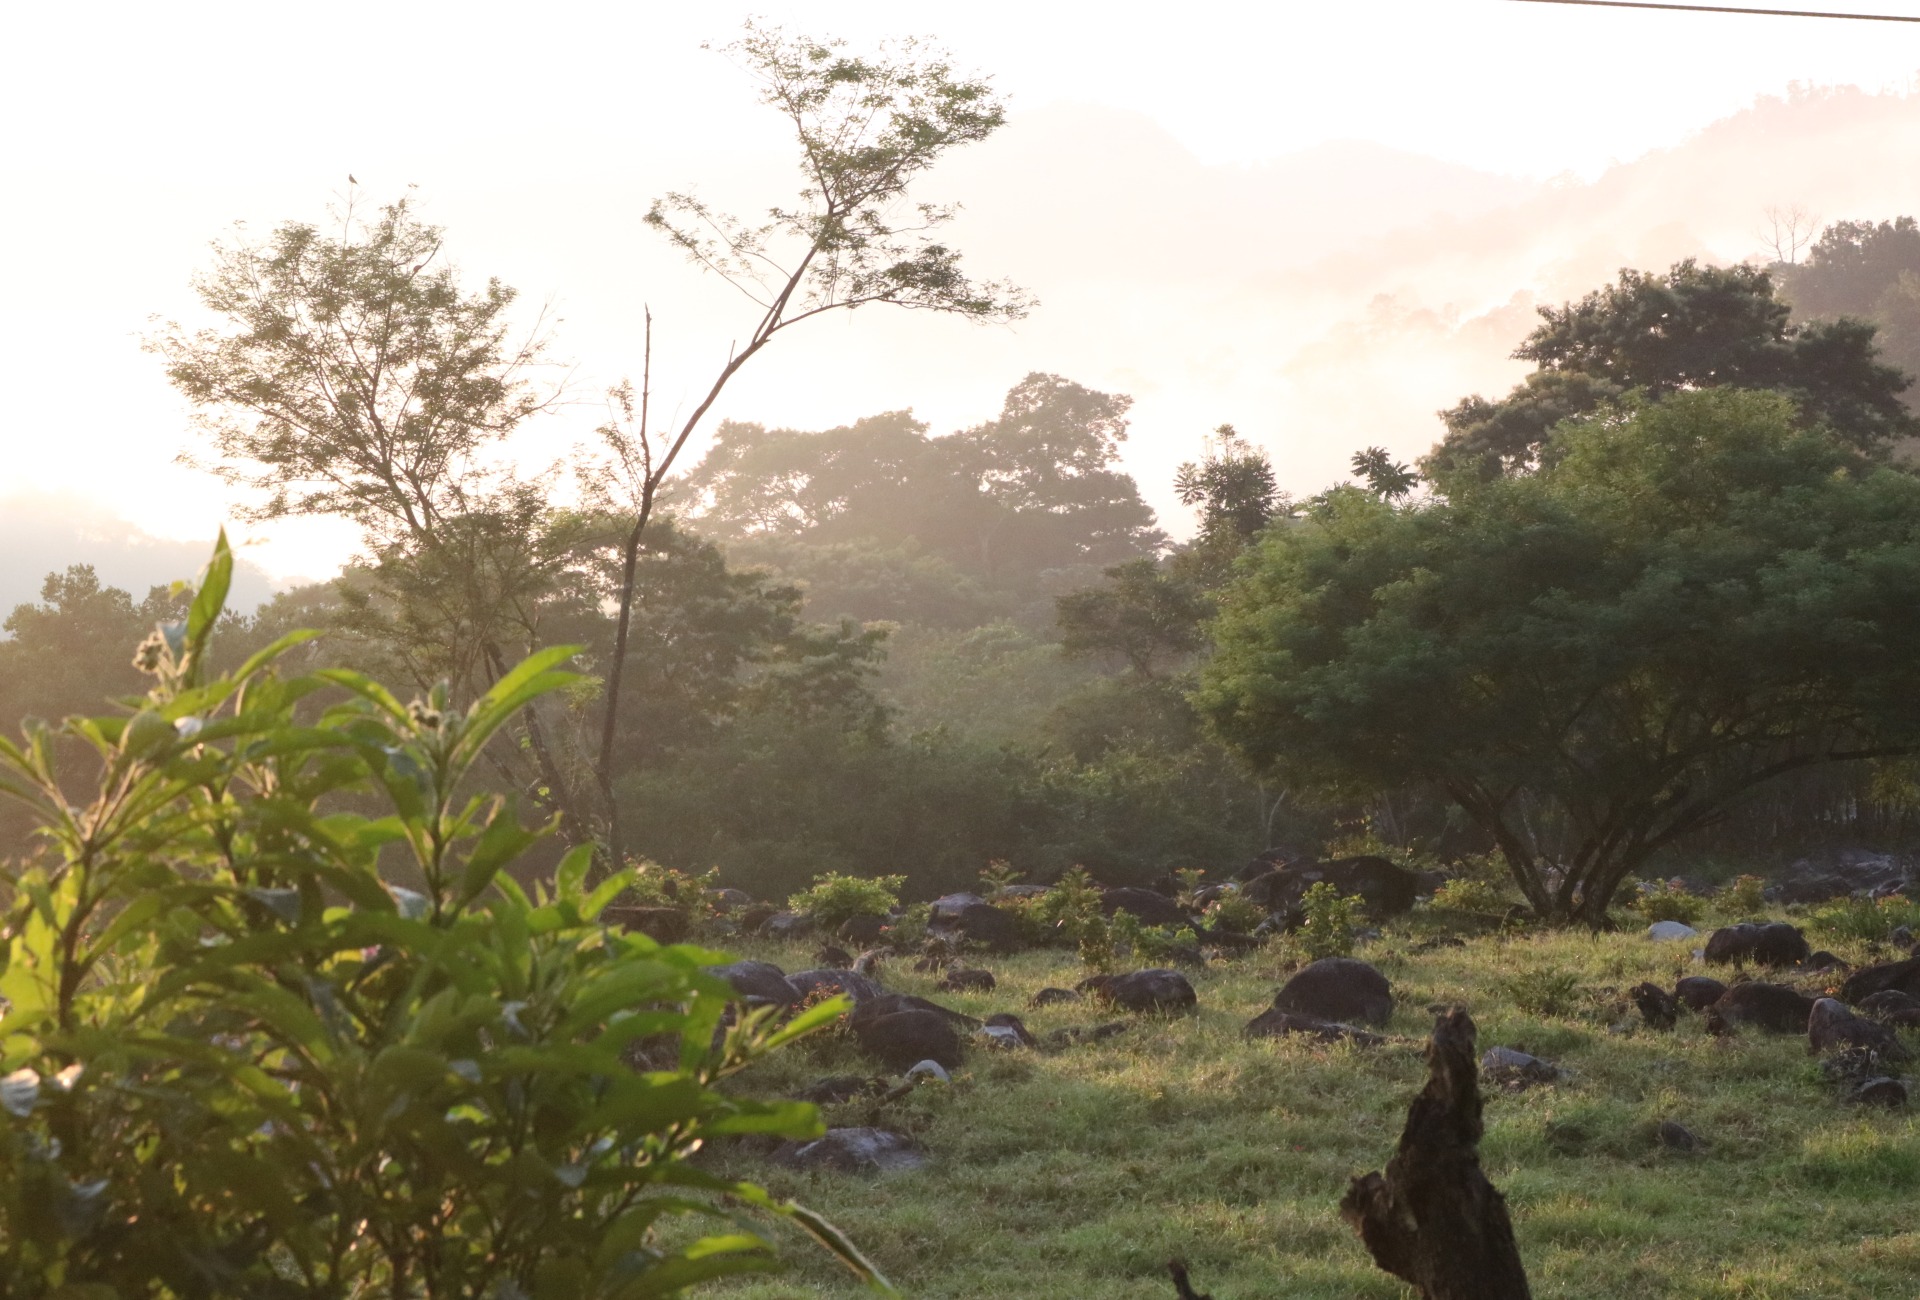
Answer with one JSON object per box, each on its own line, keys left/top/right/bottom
{"left": 697, "top": 911, "right": 1920, "bottom": 1300}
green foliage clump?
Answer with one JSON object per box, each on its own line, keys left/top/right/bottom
{"left": 1810, "top": 894, "right": 1920, "bottom": 942}
{"left": 1499, "top": 967, "right": 1583, "bottom": 1017}
{"left": 1203, "top": 891, "right": 1264, "bottom": 934}
{"left": 1296, "top": 881, "right": 1362, "bottom": 961}
{"left": 0, "top": 536, "right": 885, "bottom": 1298}
{"left": 622, "top": 858, "right": 720, "bottom": 910}
{"left": 1107, "top": 910, "right": 1197, "bottom": 965}
{"left": 1718, "top": 873, "right": 1769, "bottom": 917}
{"left": 786, "top": 872, "right": 905, "bottom": 933}
{"left": 1432, "top": 877, "right": 1510, "bottom": 915}
{"left": 977, "top": 859, "right": 1023, "bottom": 898}
{"left": 1629, "top": 880, "right": 1707, "bottom": 926}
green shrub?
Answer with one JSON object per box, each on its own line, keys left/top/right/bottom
{"left": 787, "top": 872, "right": 906, "bottom": 933}
{"left": 1630, "top": 880, "right": 1706, "bottom": 926}
{"left": 1719, "top": 873, "right": 1768, "bottom": 917}
{"left": 977, "top": 859, "right": 1023, "bottom": 899}
{"left": 0, "top": 536, "right": 888, "bottom": 1299}
{"left": 1020, "top": 866, "right": 1107, "bottom": 948}
{"left": 1810, "top": 894, "right": 1920, "bottom": 942}
{"left": 1297, "top": 881, "right": 1362, "bottom": 961}
{"left": 1499, "top": 967, "right": 1583, "bottom": 1017}
{"left": 1432, "top": 877, "right": 1509, "bottom": 914}
{"left": 1204, "top": 891, "right": 1264, "bottom": 934}
{"left": 621, "top": 858, "right": 720, "bottom": 912}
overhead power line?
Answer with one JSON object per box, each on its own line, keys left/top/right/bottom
{"left": 1508, "top": 0, "right": 1920, "bottom": 20}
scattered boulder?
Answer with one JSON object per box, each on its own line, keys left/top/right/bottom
{"left": 1805, "top": 951, "right": 1850, "bottom": 973}
{"left": 1889, "top": 924, "right": 1915, "bottom": 951}
{"left": 705, "top": 960, "right": 800, "bottom": 1007}
{"left": 761, "top": 911, "right": 815, "bottom": 941}
{"left": 1644, "top": 920, "right": 1698, "bottom": 941}
{"left": 851, "top": 993, "right": 979, "bottom": 1030}
{"left": 851, "top": 1009, "right": 965, "bottom": 1071}
{"left": 1808, "top": 998, "right": 1909, "bottom": 1061}
{"left": 774, "top": 1127, "right": 927, "bottom": 1174}
{"left": 1703, "top": 922, "right": 1811, "bottom": 968}
{"left": 1841, "top": 956, "right": 1920, "bottom": 1004}
{"left": 1673, "top": 976, "right": 1728, "bottom": 1011}
{"left": 794, "top": 1075, "right": 879, "bottom": 1104}
{"left": 813, "top": 944, "right": 853, "bottom": 969}
{"left": 1711, "top": 982, "right": 1816, "bottom": 1033}
{"left": 1272, "top": 957, "right": 1395, "bottom": 1027}
{"left": 1099, "top": 887, "right": 1191, "bottom": 929}
{"left": 936, "top": 968, "right": 997, "bottom": 993}
{"left": 1850, "top": 1077, "right": 1910, "bottom": 1108}
{"left": 604, "top": 905, "right": 691, "bottom": 944}
{"left": 838, "top": 913, "right": 888, "bottom": 946}
{"left": 852, "top": 949, "right": 886, "bottom": 978}
{"left": 929, "top": 892, "right": 987, "bottom": 923}
{"left": 1242, "top": 856, "right": 1421, "bottom": 919}
{"left": 1859, "top": 989, "right": 1920, "bottom": 1019}
{"left": 1243, "top": 1007, "right": 1386, "bottom": 1047}
{"left": 710, "top": 887, "right": 754, "bottom": 912}
{"left": 1045, "top": 1021, "right": 1133, "bottom": 1048}
{"left": 1630, "top": 982, "right": 1679, "bottom": 1030}
{"left": 904, "top": 1060, "right": 950, "bottom": 1083}
{"left": 1078, "top": 968, "right": 1199, "bottom": 1015}
{"left": 1656, "top": 1119, "right": 1705, "bottom": 1153}
{"left": 1028, "top": 987, "right": 1083, "bottom": 1008}
{"left": 1779, "top": 851, "right": 1911, "bottom": 904}
{"left": 786, "top": 968, "right": 882, "bottom": 1005}
{"left": 1480, "top": 1045, "right": 1561, "bottom": 1090}
{"left": 943, "top": 903, "right": 1024, "bottom": 952}
{"left": 739, "top": 902, "right": 777, "bottom": 934}
{"left": 980, "top": 1013, "right": 1038, "bottom": 1049}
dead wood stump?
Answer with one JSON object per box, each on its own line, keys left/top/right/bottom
{"left": 1338, "top": 1008, "right": 1531, "bottom": 1299}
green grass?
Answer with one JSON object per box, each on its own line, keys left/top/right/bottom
{"left": 698, "top": 912, "right": 1920, "bottom": 1299}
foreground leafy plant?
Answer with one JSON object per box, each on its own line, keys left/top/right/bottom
{"left": 0, "top": 534, "right": 890, "bottom": 1298}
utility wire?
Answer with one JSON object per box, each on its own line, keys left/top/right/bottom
{"left": 1509, "top": 0, "right": 1920, "bottom": 20}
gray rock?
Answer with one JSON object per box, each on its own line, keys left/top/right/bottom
{"left": 1242, "top": 1007, "right": 1385, "bottom": 1046}
{"left": 1077, "top": 968, "right": 1198, "bottom": 1015}
{"left": 1850, "top": 1077, "right": 1909, "bottom": 1108}
{"left": 1028, "top": 987, "right": 1082, "bottom": 1008}
{"left": 904, "top": 1060, "right": 950, "bottom": 1083}
{"left": 1656, "top": 1119, "right": 1705, "bottom": 1152}
{"left": 928, "top": 892, "right": 987, "bottom": 923}
{"left": 761, "top": 910, "right": 815, "bottom": 940}
{"left": 1271, "top": 957, "right": 1394, "bottom": 1027}
{"left": 1808, "top": 998, "right": 1908, "bottom": 1062}
{"left": 785, "top": 968, "right": 882, "bottom": 1005}
{"left": 851, "top": 1009, "right": 964, "bottom": 1071}
{"left": 1480, "top": 1045, "right": 1561, "bottom": 1089}
{"left": 774, "top": 1127, "right": 927, "bottom": 1173}
{"left": 1645, "top": 920, "right": 1698, "bottom": 940}
{"left": 705, "top": 960, "right": 799, "bottom": 1007}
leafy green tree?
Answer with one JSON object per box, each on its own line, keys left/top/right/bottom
{"left": 1777, "top": 216, "right": 1920, "bottom": 410}
{"left": 1056, "top": 558, "right": 1210, "bottom": 679}
{"left": 0, "top": 535, "right": 889, "bottom": 1296}
{"left": 1202, "top": 388, "right": 1920, "bottom": 924}
{"left": 1170, "top": 424, "right": 1284, "bottom": 589}
{"left": 1430, "top": 259, "right": 1917, "bottom": 476}
{"left": 1349, "top": 447, "right": 1418, "bottom": 500}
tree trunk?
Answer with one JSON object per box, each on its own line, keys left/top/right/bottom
{"left": 1339, "top": 1009, "right": 1531, "bottom": 1299}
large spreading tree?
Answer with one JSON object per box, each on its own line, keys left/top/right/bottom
{"left": 1199, "top": 388, "right": 1920, "bottom": 924}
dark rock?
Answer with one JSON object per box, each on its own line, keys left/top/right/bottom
{"left": 997, "top": 884, "right": 1051, "bottom": 901}
{"left": 794, "top": 1075, "right": 880, "bottom": 1104}
{"left": 1272, "top": 957, "right": 1395, "bottom": 1027}
{"left": 1673, "top": 976, "right": 1727, "bottom": 1011}
{"left": 849, "top": 993, "right": 978, "bottom": 1030}
{"left": 851, "top": 949, "right": 886, "bottom": 978}
{"left": 1776, "top": 872, "right": 1852, "bottom": 905}
{"left": 786, "top": 968, "right": 882, "bottom": 1005}
{"left": 1780, "top": 851, "right": 1912, "bottom": 904}
{"left": 1099, "top": 887, "right": 1191, "bottom": 929}
{"left": 1704, "top": 922, "right": 1811, "bottom": 968}
{"left": 940, "top": 902, "right": 1023, "bottom": 952}
{"left": 1243, "top": 1007, "right": 1386, "bottom": 1046}
{"left": 1808, "top": 998, "right": 1909, "bottom": 1061}
{"left": 851, "top": 1009, "right": 965, "bottom": 1071}
{"left": 1046, "top": 1021, "right": 1134, "bottom": 1047}
{"left": 710, "top": 887, "right": 755, "bottom": 912}
{"left": 981, "top": 1013, "right": 1038, "bottom": 1048}
{"left": 705, "top": 960, "right": 800, "bottom": 1007}
{"left": 1890, "top": 925, "right": 1916, "bottom": 951}
{"left": 1656, "top": 1119, "right": 1704, "bottom": 1153}
{"left": 1805, "top": 950, "right": 1849, "bottom": 973}
{"left": 1850, "top": 1077, "right": 1910, "bottom": 1107}
{"left": 604, "top": 905, "right": 691, "bottom": 944}
{"left": 1078, "top": 968, "right": 1199, "bottom": 1015}
{"left": 1860, "top": 989, "right": 1920, "bottom": 1019}
{"left": 813, "top": 945, "right": 853, "bottom": 969}
{"left": 838, "top": 913, "right": 889, "bottom": 946}
{"left": 1821, "top": 1046, "right": 1886, "bottom": 1085}
{"left": 1028, "top": 986, "right": 1082, "bottom": 1008}
{"left": 1841, "top": 956, "right": 1920, "bottom": 1004}
{"left": 762, "top": 911, "right": 815, "bottom": 940}
{"left": 929, "top": 892, "right": 987, "bottom": 922}
{"left": 1711, "top": 982, "right": 1816, "bottom": 1033}
{"left": 773, "top": 1127, "right": 927, "bottom": 1173}
{"left": 1242, "top": 856, "right": 1421, "bottom": 919}
{"left": 1630, "top": 982, "right": 1679, "bottom": 1030}
{"left": 937, "top": 968, "right": 997, "bottom": 993}
{"left": 739, "top": 903, "right": 777, "bottom": 934}
{"left": 1480, "top": 1046, "right": 1561, "bottom": 1090}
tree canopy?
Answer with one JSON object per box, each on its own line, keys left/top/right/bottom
{"left": 1201, "top": 388, "right": 1920, "bottom": 924}
{"left": 1429, "top": 259, "right": 1917, "bottom": 477}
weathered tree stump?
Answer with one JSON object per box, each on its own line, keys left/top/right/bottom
{"left": 1339, "top": 1008, "right": 1531, "bottom": 1299}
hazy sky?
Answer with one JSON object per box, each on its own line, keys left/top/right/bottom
{"left": 6, "top": 0, "right": 1920, "bottom": 592}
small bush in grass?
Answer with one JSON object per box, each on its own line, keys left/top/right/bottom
{"left": 1499, "top": 966, "right": 1583, "bottom": 1017}
{"left": 1631, "top": 880, "right": 1706, "bottom": 926}
{"left": 1432, "top": 877, "right": 1509, "bottom": 914}
{"left": 1109, "top": 910, "right": 1198, "bottom": 964}
{"left": 621, "top": 858, "right": 720, "bottom": 912}
{"left": 1719, "top": 873, "right": 1768, "bottom": 917}
{"left": 977, "top": 859, "right": 1022, "bottom": 899}
{"left": 788, "top": 872, "right": 905, "bottom": 933}
{"left": 1204, "top": 891, "right": 1264, "bottom": 934}
{"left": 1297, "top": 882, "right": 1362, "bottom": 961}
{"left": 1810, "top": 894, "right": 1920, "bottom": 942}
